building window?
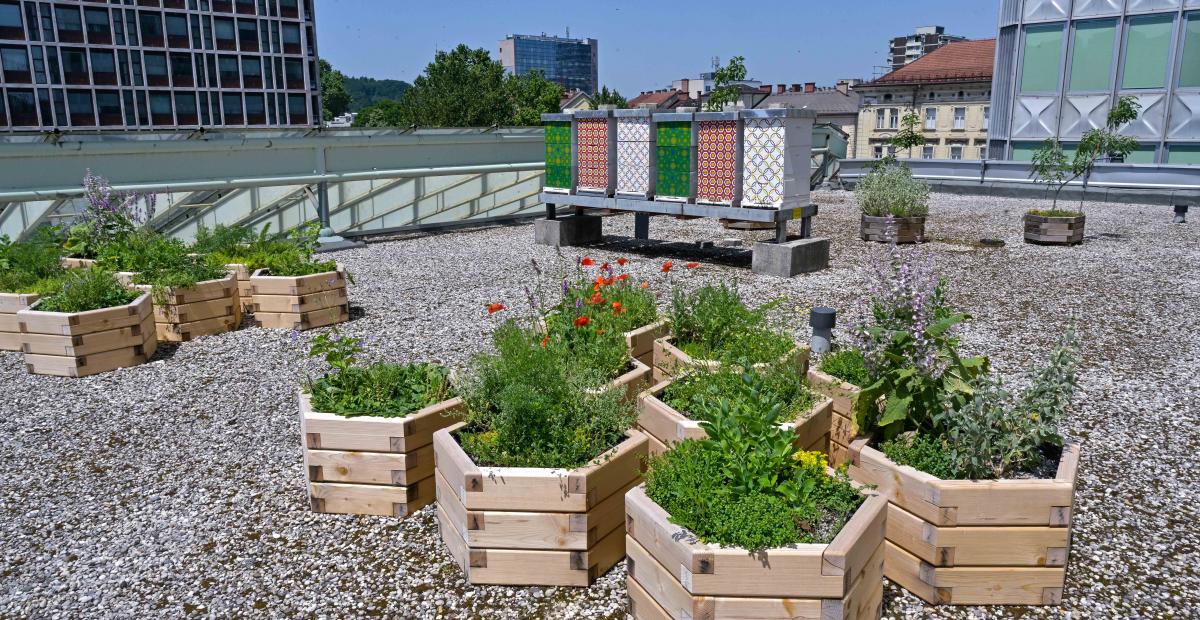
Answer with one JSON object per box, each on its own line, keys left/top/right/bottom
{"left": 875, "top": 108, "right": 886, "bottom": 129}
{"left": 60, "top": 48, "right": 87, "bottom": 85}
{"left": 169, "top": 52, "right": 193, "bottom": 86}
{"left": 7, "top": 89, "right": 36, "bottom": 125}
{"left": 888, "top": 109, "right": 899, "bottom": 129}
{"left": 83, "top": 8, "right": 110, "bottom": 45}
{"left": 144, "top": 52, "right": 169, "bottom": 86}
{"left": 873, "top": 145, "right": 884, "bottom": 158}
{"left": 66, "top": 89, "right": 93, "bottom": 125}
{"left": 0, "top": 45, "right": 29, "bottom": 82}
{"left": 166, "top": 13, "right": 189, "bottom": 48}
{"left": 214, "top": 17, "right": 236, "bottom": 50}
{"left": 175, "top": 91, "right": 198, "bottom": 124}
{"left": 1123, "top": 15, "right": 1174, "bottom": 90}
{"left": 924, "top": 107, "right": 936, "bottom": 130}
{"left": 1069, "top": 19, "right": 1116, "bottom": 92}
{"left": 218, "top": 55, "right": 239, "bottom": 87}
{"left": 0, "top": 1, "right": 22, "bottom": 37}
{"left": 237, "top": 18, "right": 258, "bottom": 51}
{"left": 1020, "top": 24, "right": 1063, "bottom": 93}
{"left": 90, "top": 49, "right": 116, "bottom": 85}
{"left": 149, "top": 91, "right": 173, "bottom": 125}
{"left": 139, "top": 11, "right": 164, "bottom": 47}
{"left": 1168, "top": 144, "right": 1200, "bottom": 165}
{"left": 1180, "top": 15, "right": 1200, "bottom": 89}
{"left": 922, "top": 146, "right": 934, "bottom": 159}
{"left": 282, "top": 22, "right": 300, "bottom": 53}
{"left": 241, "top": 56, "right": 262, "bottom": 88}
{"left": 222, "top": 92, "right": 243, "bottom": 124}
{"left": 96, "top": 90, "right": 121, "bottom": 125}
{"left": 953, "top": 107, "right": 966, "bottom": 130}
{"left": 950, "top": 145, "right": 964, "bottom": 160}
{"left": 983, "top": 106, "right": 990, "bottom": 130}
{"left": 979, "top": 145, "right": 989, "bottom": 159}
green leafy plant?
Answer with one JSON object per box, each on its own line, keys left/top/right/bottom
{"left": 305, "top": 329, "right": 453, "bottom": 418}
{"left": 95, "top": 230, "right": 227, "bottom": 304}
{"left": 35, "top": 268, "right": 139, "bottom": 313}
{"left": 879, "top": 433, "right": 956, "bottom": 479}
{"left": 818, "top": 348, "right": 871, "bottom": 387}
{"left": 63, "top": 171, "right": 157, "bottom": 259}
{"left": 663, "top": 362, "right": 817, "bottom": 425}
{"left": 669, "top": 283, "right": 794, "bottom": 365}
{"left": 705, "top": 56, "right": 748, "bottom": 112}
{"left": 457, "top": 321, "right": 636, "bottom": 469}
{"left": 0, "top": 228, "right": 66, "bottom": 294}
{"left": 889, "top": 111, "right": 927, "bottom": 155}
{"left": 1031, "top": 95, "right": 1142, "bottom": 212}
{"left": 199, "top": 222, "right": 338, "bottom": 277}
{"left": 855, "top": 162, "right": 931, "bottom": 218}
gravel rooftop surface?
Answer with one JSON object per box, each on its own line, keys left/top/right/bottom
{"left": 2, "top": 190, "right": 1198, "bottom": 619}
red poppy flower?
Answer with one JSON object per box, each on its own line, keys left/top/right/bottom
{"left": 661, "top": 261, "right": 674, "bottom": 273}
{"left": 581, "top": 257, "right": 595, "bottom": 266}
{"left": 574, "top": 316, "right": 591, "bottom": 328}
{"left": 617, "top": 258, "right": 629, "bottom": 267}
{"left": 640, "top": 282, "right": 650, "bottom": 289}
{"left": 617, "top": 274, "right": 630, "bottom": 282}
{"left": 611, "top": 301, "right": 622, "bottom": 311}
{"left": 589, "top": 292, "right": 604, "bottom": 305}
{"left": 594, "top": 275, "right": 606, "bottom": 289}
{"left": 596, "top": 329, "right": 605, "bottom": 334}
{"left": 487, "top": 303, "right": 506, "bottom": 314}
{"left": 541, "top": 335, "right": 549, "bottom": 348}
{"left": 600, "top": 262, "right": 610, "bottom": 271}
{"left": 686, "top": 262, "right": 700, "bottom": 269}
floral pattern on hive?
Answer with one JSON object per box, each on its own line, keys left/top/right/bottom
{"left": 742, "top": 117, "right": 787, "bottom": 207}
{"left": 656, "top": 121, "right": 691, "bottom": 199}
{"left": 697, "top": 120, "right": 737, "bottom": 203}
{"left": 576, "top": 118, "right": 610, "bottom": 191}
{"left": 617, "top": 118, "right": 651, "bottom": 195}
{"left": 544, "top": 121, "right": 572, "bottom": 189}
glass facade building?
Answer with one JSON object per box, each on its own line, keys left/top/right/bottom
{"left": 498, "top": 34, "right": 597, "bottom": 95}
{"left": 990, "top": 0, "right": 1200, "bottom": 164}
{"left": 0, "top": 0, "right": 320, "bottom": 132}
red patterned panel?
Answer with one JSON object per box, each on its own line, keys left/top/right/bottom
{"left": 697, "top": 120, "right": 737, "bottom": 203}
{"left": 577, "top": 119, "right": 610, "bottom": 190}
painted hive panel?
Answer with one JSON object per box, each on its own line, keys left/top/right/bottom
{"left": 655, "top": 121, "right": 691, "bottom": 199}
{"left": 696, "top": 120, "right": 737, "bottom": 203}
{"left": 544, "top": 121, "right": 572, "bottom": 189}
{"left": 617, "top": 118, "right": 651, "bottom": 195}
{"left": 743, "top": 117, "right": 787, "bottom": 207}
{"left": 576, "top": 118, "right": 610, "bottom": 191}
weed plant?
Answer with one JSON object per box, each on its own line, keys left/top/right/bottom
{"left": 818, "top": 348, "right": 871, "bottom": 387}
{"left": 0, "top": 228, "right": 66, "bottom": 294}
{"left": 35, "top": 269, "right": 139, "bottom": 313}
{"left": 304, "top": 330, "right": 453, "bottom": 418}
{"left": 668, "top": 283, "right": 793, "bottom": 365}
{"left": 662, "top": 362, "right": 817, "bottom": 424}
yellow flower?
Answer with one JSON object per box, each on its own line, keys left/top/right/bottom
{"left": 793, "top": 450, "right": 828, "bottom": 470}
{"left": 1030, "top": 412, "right": 1040, "bottom": 422}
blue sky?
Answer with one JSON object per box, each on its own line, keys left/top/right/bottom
{"left": 315, "top": 0, "right": 1000, "bottom": 94}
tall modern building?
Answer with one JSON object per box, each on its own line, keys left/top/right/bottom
{"left": 0, "top": 0, "right": 321, "bottom": 132}
{"left": 989, "top": 0, "right": 1200, "bottom": 164}
{"left": 498, "top": 34, "right": 597, "bottom": 95}
{"left": 889, "top": 26, "right": 968, "bottom": 71}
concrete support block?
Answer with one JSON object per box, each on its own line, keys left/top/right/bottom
{"left": 534, "top": 215, "right": 602, "bottom": 247}
{"left": 752, "top": 237, "right": 830, "bottom": 278}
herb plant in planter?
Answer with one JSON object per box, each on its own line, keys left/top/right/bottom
{"left": 61, "top": 170, "right": 156, "bottom": 267}
{"left": 16, "top": 268, "right": 156, "bottom": 377}
{"left": 1028, "top": 96, "right": 1141, "bottom": 246}
{"left": 545, "top": 258, "right": 665, "bottom": 367}
{"left": 638, "top": 361, "right": 829, "bottom": 456}
{"left": 244, "top": 224, "right": 350, "bottom": 331}
{"left": 657, "top": 283, "right": 805, "bottom": 380}
{"left": 434, "top": 321, "right": 647, "bottom": 586}
{"left": 299, "top": 330, "right": 462, "bottom": 517}
{"left": 0, "top": 229, "right": 66, "bottom": 351}
{"left": 625, "top": 376, "right": 886, "bottom": 619}
{"left": 97, "top": 231, "right": 240, "bottom": 342}
{"left": 855, "top": 160, "right": 931, "bottom": 244}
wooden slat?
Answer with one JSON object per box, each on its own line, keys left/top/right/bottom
{"left": 807, "top": 368, "right": 862, "bottom": 417}
{"left": 20, "top": 313, "right": 154, "bottom": 357}
{"left": 134, "top": 274, "right": 237, "bottom": 305}
{"left": 0, "top": 312, "right": 19, "bottom": 332}
{"left": 153, "top": 296, "right": 236, "bottom": 323}
{"left": 626, "top": 320, "right": 668, "bottom": 358}
{"left": 645, "top": 432, "right": 669, "bottom": 457}
{"left": 611, "top": 359, "right": 653, "bottom": 402}
{"left": 627, "top": 536, "right": 706, "bottom": 620}
{"left": 886, "top": 503, "right": 1069, "bottom": 567}
{"left": 0, "top": 331, "right": 23, "bottom": 352}
{"left": 830, "top": 542, "right": 884, "bottom": 620}
{"left": 302, "top": 393, "right": 464, "bottom": 453}
{"left": 309, "top": 476, "right": 433, "bottom": 518}
{"left": 789, "top": 398, "right": 832, "bottom": 453}
{"left": 627, "top": 574, "right": 675, "bottom": 620}
{"left": 252, "top": 287, "right": 348, "bottom": 314}
{"left": 250, "top": 267, "right": 347, "bottom": 296}
{"left": 23, "top": 343, "right": 150, "bottom": 378}
{"left": 849, "top": 440, "right": 948, "bottom": 525}
{"left": 156, "top": 313, "right": 238, "bottom": 343}
{"left": 568, "top": 430, "right": 648, "bottom": 509}
{"left": 18, "top": 293, "right": 152, "bottom": 336}
{"left": 59, "top": 257, "right": 96, "bottom": 269}
{"left": 823, "top": 494, "right": 886, "bottom": 581}
{"left": 441, "top": 515, "right": 625, "bottom": 587}
{"left": 931, "top": 479, "right": 1074, "bottom": 526}
{"left": 254, "top": 304, "right": 348, "bottom": 331}
{"left": 307, "top": 443, "right": 434, "bottom": 486}
{"left": 0, "top": 293, "right": 38, "bottom": 314}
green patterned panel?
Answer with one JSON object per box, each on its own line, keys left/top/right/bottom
{"left": 656, "top": 121, "right": 691, "bottom": 147}
{"left": 656, "top": 145, "right": 690, "bottom": 198}
{"left": 545, "top": 138, "right": 572, "bottom": 189}
{"left": 546, "top": 166, "right": 572, "bottom": 189}
{"left": 545, "top": 121, "right": 571, "bottom": 144}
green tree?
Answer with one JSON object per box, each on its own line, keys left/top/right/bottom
{"left": 508, "top": 70, "right": 564, "bottom": 126}
{"left": 351, "top": 99, "right": 406, "bottom": 128}
{"left": 343, "top": 76, "right": 411, "bottom": 111}
{"left": 397, "top": 44, "right": 513, "bottom": 127}
{"left": 319, "top": 59, "right": 352, "bottom": 121}
{"left": 889, "top": 112, "right": 926, "bottom": 158}
{"left": 1031, "top": 96, "right": 1141, "bottom": 211}
{"left": 705, "top": 56, "right": 747, "bottom": 112}
{"left": 595, "top": 86, "right": 628, "bottom": 108}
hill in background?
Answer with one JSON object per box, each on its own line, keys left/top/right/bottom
{"left": 345, "top": 76, "right": 411, "bottom": 111}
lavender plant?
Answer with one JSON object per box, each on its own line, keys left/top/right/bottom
{"left": 64, "top": 170, "right": 157, "bottom": 258}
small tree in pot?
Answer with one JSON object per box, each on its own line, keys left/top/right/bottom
{"left": 1027, "top": 96, "right": 1141, "bottom": 245}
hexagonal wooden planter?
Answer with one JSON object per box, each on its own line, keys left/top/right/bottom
{"left": 807, "top": 368, "right": 864, "bottom": 467}
{"left": 0, "top": 293, "right": 38, "bottom": 351}
{"left": 652, "top": 335, "right": 809, "bottom": 383}
{"left": 1024, "top": 213, "right": 1084, "bottom": 246}
{"left": 626, "top": 320, "right": 668, "bottom": 368}
{"left": 861, "top": 215, "right": 926, "bottom": 244}
{"left": 250, "top": 267, "right": 349, "bottom": 330}
{"left": 637, "top": 375, "right": 831, "bottom": 457}
{"left": 300, "top": 391, "right": 464, "bottom": 517}
{"left": 131, "top": 272, "right": 242, "bottom": 342}
{"left": 16, "top": 292, "right": 157, "bottom": 377}
{"left": 625, "top": 485, "right": 887, "bottom": 620}
{"left": 59, "top": 257, "right": 97, "bottom": 269}
{"left": 434, "top": 422, "right": 648, "bottom": 587}
{"left": 848, "top": 439, "right": 1082, "bottom": 606}
{"left": 224, "top": 263, "right": 254, "bottom": 313}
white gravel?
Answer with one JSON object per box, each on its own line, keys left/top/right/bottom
{"left": 1, "top": 190, "right": 1197, "bottom": 618}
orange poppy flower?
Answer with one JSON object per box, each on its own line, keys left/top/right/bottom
{"left": 581, "top": 257, "right": 595, "bottom": 266}
{"left": 617, "top": 258, "right": 629, "bottom": 267}
{"left": 574, "top": 316, "right": 591, "bottom": 328}
{"left": 686, "top": 262, "right": 700, "bottom": 269}
{"left": 596, "top": 329, "right": 605, "bottom": 334}
{"left": 640, "top": 282, "right": 650, "bottom": 289}
{"left": 487, "top": 303, "right": 506, "bottom": 314}
{"left": 611, "top": 301, "right": 622, "bottom": 312}
{"left": 541, "top": 335, "right": 549, "bottom": 348}
{"left": 661, "top": 261, "right": 674, "bottom": 273}
{"left": 617, "top": 274, "right": 630, "bottom": 282}
{"left": 589, "top": 292, "right": 604, "bottom": 305}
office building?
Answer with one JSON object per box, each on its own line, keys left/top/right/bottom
{"left": 889, "top": 26, "right": 968, "bottom": 72}
{"left": 0, "top": 0, "right": 321, "bottom": 131}
{"left": 498, "top": 34, "right": 597, "bottom": 94}
{"left": 989, "top": 0, "right": 1200, "bottom": 164}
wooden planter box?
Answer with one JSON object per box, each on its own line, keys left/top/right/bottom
{"left": 131, "top": 273, "right": 241, "bottom": 343}
{"left": 625, "top": 485, "right": 887, "bottom": 619}
{"left": 16, "top": 292, "right": 157, "bottom": 377}
{"left": 250, "top": 267, "right": 349, "bottom": 331}
{"left": 434, "top": 422, "right": 648, "bottom": 587}
{"left": 626, "top": 320, "right": 668, "bottom": 368}
{"left": 300, "top": 391, "right": 463, "bottom": 517}
{"left": 0, "top": 292, "right": 38, "bottom": 351}
{"left": 653, "top": 335, "right": 809, "bottom": 383}
{"left": 225, "top": 264, "right": 254, "bottom": 313}
{"left": 808, "top": 368, "right": 864, "bottom": 467}
{"left": 637, "top": 376, "right": 831, "bottom": 456}
{"left": 59, "top": 257, "right": 97, "bottom": 269}
{"left": 1024, "top": 213, "right": 1084, "bottom": 246}
{"left": 847, "top": 439, "right": 1082, "bottom": 606}
{"left": 861, "top": 215, "right": 926, "bottom": 244}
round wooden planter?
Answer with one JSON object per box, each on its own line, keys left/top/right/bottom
{"left": 637, "top": 375, "right": 832, "bottom": 456}
{"left": 847, "top": 440, "right": 1081, "bottom": 606}
{"left": 434, "top": 423, "right": 649, "bottom": 587}
{"left": 652, "top": 335, "right": 810, "bottom": 384}
{"left": 625, "top": 484, "right": 887, "bottom": 619}
{"left": 860, "top": 215, "right": 927, "bottom": 244}
{"left": 249, "top": 266, "right": 349, "bottom": 331}
{"left": 0, "top": 292, "right": 38, "bottom": 351}
{"left": 1024, "top": 213, "right": 1085, "bottom": 246}
{"left": 16, "top": 292, "right": 157, "bottom": 377}
{"left": 300, "top": 391, "right": 464, "bottom": 517}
